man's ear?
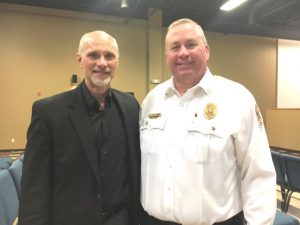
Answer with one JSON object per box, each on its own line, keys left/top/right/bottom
{"left": 116, "top": 57, "right": 120, "bottom": 68}
{"left": 165, "top": 52, "right": 169, "bottom": 67}
{"left": 76, "top": 53, "right": 82, "bottom": 67}
{"left": 204, "top": 44, "right": 210, "bottom": 60}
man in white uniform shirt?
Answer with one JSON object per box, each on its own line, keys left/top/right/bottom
{"left": 139, "top": 18, "right": 276, "bottom": 225}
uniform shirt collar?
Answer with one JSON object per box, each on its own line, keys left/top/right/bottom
{"left": 165, "top": 67, "right": 214, "bottom": 97}
{"left": 196, "top": 67, "right": 214, "bottom": 95}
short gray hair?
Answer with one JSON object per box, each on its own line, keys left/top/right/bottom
{"left": 166, "top": 18, "right": 207, "bottom": 44}
{"left": 78, "top": 31, "right": 119, "bottom": 57}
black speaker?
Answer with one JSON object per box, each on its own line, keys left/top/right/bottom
{"left": 71, "top": 74, "right": 77, "bottom": 84}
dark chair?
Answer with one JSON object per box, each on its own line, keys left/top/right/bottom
{"left": 281, "top": 154, "right": 300, "bottom": 213}
{"left": 271, "top": 149, "right": 288, "bottom": 211}
{"left": 273, "top": 210, "right": 299, "bottom": 225}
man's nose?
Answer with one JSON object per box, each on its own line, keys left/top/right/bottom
{"left": 178, "top": 45, "right": 189, "bottom": 57}
{"left": 96, "top": 57, "right": 108, "bottom": 67}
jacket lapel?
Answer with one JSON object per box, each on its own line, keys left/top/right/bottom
{"left": 112, "top": 90, "right": 140, "bottom": 197}
{"left": 68, "top": 84, "right": 101, "bottom": 185}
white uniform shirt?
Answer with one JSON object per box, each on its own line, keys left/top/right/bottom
{"left": 139, "top": 69, "right": 276, "bottom": 225}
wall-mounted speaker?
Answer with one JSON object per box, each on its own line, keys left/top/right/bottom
{"left": 71, "top": 74, "right": 78, "bottom": 84}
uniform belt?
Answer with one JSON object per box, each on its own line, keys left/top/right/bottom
{"left": 213, "top": 211, "right": 244, "bottom": 225}
{"left": 142, "top": 211, "right": 244, "bottom": 225}
{"left": 101, "top": 203, "right": 128, "bottom": 221}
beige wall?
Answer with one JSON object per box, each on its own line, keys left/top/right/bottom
{"left": 0, "top": 3, "right": 277, "bottom": 149}
{"left": 0, "top": 3, "right": 148, "bottom": 149}
{"left": 207, "top": 32, "right": 277, "bottom": 117}
{"left": 266, "top": 109, "right": 300, "bottom": 151}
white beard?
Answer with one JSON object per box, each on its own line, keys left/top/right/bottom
{"left": 91, "top": 76, "right": 112, "bottom": 87}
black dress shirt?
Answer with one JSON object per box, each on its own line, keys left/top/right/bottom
{"left": 81, "top": 82, "right": 130, "bottom": 211}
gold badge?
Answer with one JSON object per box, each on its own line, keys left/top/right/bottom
{"left": 204, "top": 103, "right": 217, "bottom": 120}
{"left": 148, "top": 113, "right": 161, "bottom": 119}
{"left": 255, "top": 104, "right": 264, "bottom": 127}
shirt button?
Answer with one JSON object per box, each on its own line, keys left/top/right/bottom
{"left": 101, "top": 172, "right": 105, "bottom": 177}
{"left": 97, "top": 193, "right": 101, "bottom": 199}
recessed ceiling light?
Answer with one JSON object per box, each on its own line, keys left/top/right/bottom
{"left": 220, "top": 0, "right": 248, "bottom": 11}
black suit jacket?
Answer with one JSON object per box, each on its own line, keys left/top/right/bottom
{"left": 19, "top": 83, "right": 141, "bottom": 225}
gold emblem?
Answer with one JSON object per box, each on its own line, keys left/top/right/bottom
{"left": 255, "top": 104, "right": 264, "bottom": 127}
{"left": 204, "top": 103, "right": 217, "bottom": 120}
{"left": 148, "top": 113, "right": 161, "bottom": 119}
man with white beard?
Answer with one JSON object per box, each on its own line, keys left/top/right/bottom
{"left": 19, "top": 31, "right": 141, "bottom": 225}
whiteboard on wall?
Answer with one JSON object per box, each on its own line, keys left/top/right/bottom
{"left": 277, "top": 39, "right": 300, "bottom": 108}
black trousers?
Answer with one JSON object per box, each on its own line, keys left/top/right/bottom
{"left": 141, "top": 211, "right": 245, "bottom": 225}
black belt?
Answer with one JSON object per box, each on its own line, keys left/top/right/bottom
{"left": 142, "top": 211, "right": 244, "bottom": 225}
{"left": 214, "top": 211, "right": 245, "bottom": 225}
{"left": 101, "top": 203, "right": 128, "bottom": 221}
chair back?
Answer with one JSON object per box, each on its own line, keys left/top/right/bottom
{"left": 8, "top": 157, "right": 23, "bottom": 199}
{"left": 282, "top": 154, "right": 300, "bottom": 193}
{"left": 0, "top": 169, "right": 19, "bottom": 225}
{"left": 271, "top": 150, "right": 286, "bottom": 187}
{"left": 0, "top": 157, "right": 13, "bottom": 170}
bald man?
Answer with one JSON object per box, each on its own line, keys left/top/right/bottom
{"left": 19, "top": 31, "right": 141, "bottom": 225}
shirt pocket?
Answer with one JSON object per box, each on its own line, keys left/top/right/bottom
{"left": 140, "top": 116, "right": 167, "bottom": 155}
{"left": 185, "top": 120, "right": 227, "bottom": 163}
